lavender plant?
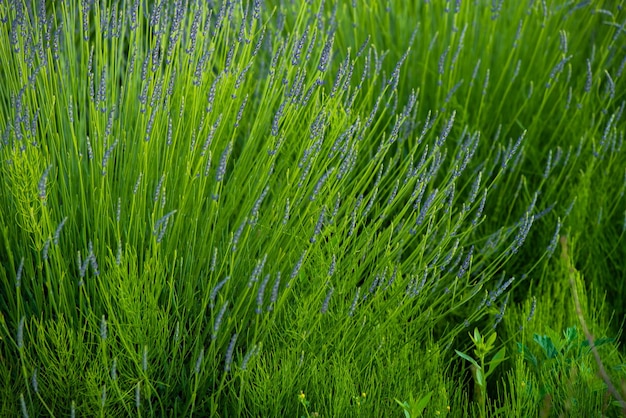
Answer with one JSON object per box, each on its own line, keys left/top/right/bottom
{"left": 0, "top": 0, "right": 625, "bottom": 416}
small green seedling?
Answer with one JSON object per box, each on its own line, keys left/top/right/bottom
{"left": 518, "top": 326, "right": 616, "bottom": 396}
{"left": 456, "top": 328, "right": 507, "bottom": 417}
{"left": 394, "top": 391, "right": 433, "bottom": 418}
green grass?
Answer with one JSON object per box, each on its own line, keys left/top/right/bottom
{"left": 0, "top": 0, "right": 625, "bottom": 416}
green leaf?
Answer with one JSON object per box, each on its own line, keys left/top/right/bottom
{"left": 456, "top": 350, "right": 480, "bottom": 369}
{"left": 533, "top": 334, "right": 558, "bottom": 359}
{"left": 564, "top": 326, "right": 578, "bottom": 344}
{"left": 580, "top": 337, "right": 616, "bottom": 355}
{"left": 471, "top": 328, "right": 482, "bottom": 345}
{"left": 485, "top": 347, "right": 506, "bottom": 378}
{"left": 592, "top": 337, "right": 615, "bottom": 347}
{"left": 517, "top": 343, "right": 538, "bottom": 369}
{"left": 395, "top": 392, "right": 432, "bottom": 418}
{"left": 413, "top": 391, "right": 433, "bottom": 416}
{"left": 394, "top": 399, "right": 411, "bottom": 418}
{"left": 475, "top": 368, "right": 486, "bottom": 388}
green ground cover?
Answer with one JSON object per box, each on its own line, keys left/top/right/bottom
{"left": 1, "top": 0, "right": 625, "bottom": 416}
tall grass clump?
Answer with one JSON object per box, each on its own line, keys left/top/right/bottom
{"left": 0, "top": 0, "right": 625, "bottom": 416}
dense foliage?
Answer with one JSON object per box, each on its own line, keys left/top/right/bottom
{"left": 1, "top": 0, "right": 625, "bottom": 416}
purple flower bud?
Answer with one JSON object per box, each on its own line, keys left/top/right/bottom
{"left": 292, "top": 26, "right": 308, "bottom": 66}
{"left": 241, "top": 344, "right": 258, "bottom": 370}
{"left": 153, "top": 175, "right": 165, "bottom": 203}
{"left": 320, "top": 287, "right": 334, "bottom": 314}
{"left": 318, "top": 33, "right": 334, "bottom": 72}
{"left": 232, "top": 217, "right": 247, "bottom": 252}
{"left": 310, "top": 206, "right": 326, "bottom": 243}
{"left": 67, "top": 97, "right": 74, "bottom": 124}
{"left": 210, "top": 247, "right": 218, "bottom": 273}
{"left": 546, "top": 55, "right": 572, "bottom": 89}
{"left": 471, "top": 190, "right": 487, "bottom": 226}
{"left": 38, "top": 164, "right": 52, "bottom": 200}
{"left": 488, "top": 276, "right": 515, "bottom": 307}
{"left": 201, "top": 114, "right": 222, "bottom": 157}
{"left": 268, "top": 272, "right": 281, "bottom": 311}
{"left": 348, "top": 288, "right": 360, "bottom": 316}
{"left": 311, "top": 167, "right": 334, "bottom": 201}
{"left": 527, "top": 296, "right": 537, "bottom": 322}
{"left": 251, "top": 25, "right": 266, "bottom": 57}
{"left": 509, "top": 59, "right": 521, "bottom": 81}
{"left": 467, "top": 171, "right": 482, "bottom": 206}
{"left": 235, "top": 95, "right": 248, "bottom": 128}
{"left": 213, "top": 301, "right": 229, "bottom": 340}
{"left": 29, "top": 109, "right": 40, "bottom": 139}
{"left": 290, "top": 250, "right": 307, "bottom": 281}
{"left": 436, "top": 111, "right": 456, "bottom": 147}
{"left": 20, "top": 393, "right": 28, "bottom": 418}
{"left": 149, "top": 0, "right": 161, "bottom": 27}
{"left": 17, "top": 316, "right": 25, "bottom": 349}
{"left": 154, "top": 210, "right": 177, "bottom": 240}
{"left": 388, "top": 49, "right": 408, "bottom": 91}
{"left": 361, "top": 187, "right": 378, "bottom": 220}
{"left": 349, "top": 195, "right": 364, "bottom": 236}
{"left": 250, "top": 185, "right": 269, "bottom": 224}
{"left": 116, "top": 239, "right": 122, "bottom": 265}
{"left": 303, "top": 26, "right": 318, "bottom": 62}
{"left": 82, "top": 0, "right": 90, "bottom": 40}
{"left": 502, "top": 130, "right": 526, "bottom": 169}
{"left": 449, "top": 24, "right": 466, "bottom": 67}
{"left": 186, "top": 9, "right": 201, "bottom": 57}
{"left": 616, "top": 54, "right": 626, "bottom": 79}
{"left": 111, "top": 358, "right": 117, "bottom": 381}
{"left": 330, "top": 193, "right": 341, "bottom": 223}
{"left": 457, "top": 245, "right": 474, "bottom": 278}
{"left": 216, "top": 142, "right": 232, "bottom": 182}
{"left": 101, "top": 138, "right": 118, "bottom": 175}
{"left": 100, "top": 315, "right": 107, "bottom": 340}
{"left": 444, "top": 79, "right": 463, "bottom": 104}
{"left": 257, "top": 273, "right": 270, "bottom": 314}
{"left": 135, "top": 381, "right": 141, "bottom": 409}
{"left": 150, "top": 78, "right": 163, "bottom": 110}
{"left": 511, "top": 207, "right": 535, "bottom": 255}
{"left": 16, "top": 257, "right": 24, "bottom": 288}
{"left": 282, "top": 198, "right": 291, "bottom": 225}
{"left": 133, "top": 172, "right": 143, "bottom": 194}
{"left": 330, "top": 52, "right": 350, "bottom": 98}
{"left": 491, "top": 0, "right": 504, "bottom": 19}
{"left": 210, "top": 276, "right": 230, "bottom": 310}
{"left": 368, "top": 273, "right": 381, "bottom": 294}
{"left": 415, "top": 188, "right": 437, "bottom": 227}
{"left": 194, "top": 348, "right": 204, "bottom": 375}
{"left": 328, "top": 255, "right": 336, "bottom": 277}
{"left": 42, "top": 238, "right": 50, "bottom": 261}
{"left": 31, "top": 368, "right": 38, "bottom": 394}
{"left": 142, "top": 345, "right": 148, "bottom": 372}
{"left": 224, "top": 333, "right": 238, "bottom": 372}
{"left": 78, "top": 250, "right": 85, "bottom": 279}
{"left": 493, "top": 293, "right": 508, "bottom": 329}
{"left": 97, "top": 66, "right": 107, "bottom": 111}
{"left": 438, "top": 47, "right": 449, "bottom": 76}
{"left": 546, "top": 217, "right": 561, "bottom": 257}
{"left": 85, "top": 135, "right": 94, "bottom": 160}
{"left": 88, "top": 241, "right": 100, "bottom": 276}
{"left": 271, "top": 101, "right": 286, "bottom": 136}
{"left": 482, "top": 68, "right": 490, "bottom": 96}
